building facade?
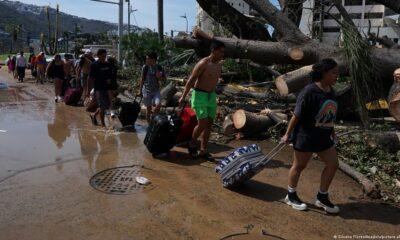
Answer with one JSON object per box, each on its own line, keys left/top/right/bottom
{"left": 299, "top": 0, "right": 400, "bottom": 45}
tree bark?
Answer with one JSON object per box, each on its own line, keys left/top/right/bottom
{"left": 232, "top": 109, "right": 274, "bottom": 135}
{"left": 242, "top": 0, "right": 310, "bottom": 44}
{"left": 363, "top": 131, "right": 400, "bottom": 153}
{"left": 197, "top": 0, "right": 271, "bottom": 41}
{"left": 160, "top": 82, "right": 177, "bottom": 107}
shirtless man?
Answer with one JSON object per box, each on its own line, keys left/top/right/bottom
{"left": 178, "top": 40, "right": 225, "bottom": 159}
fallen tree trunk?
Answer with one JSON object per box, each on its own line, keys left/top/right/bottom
{"left": 160, "top": 82, "right": 177, "bottom": 107}
{"left": 233, "top": 109, "right": 274, "bottom": 135}
{"left": 260, "top": 108, "right": 288, "bottom": 124}
{"left": 363, "top": 131, "right": 400, "bottom": 153}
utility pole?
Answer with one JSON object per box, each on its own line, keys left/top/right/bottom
{"left": 89, "top": 0, "right": 123, "bottom": 63}
{"left": 180, "top": 13, "right": 188, "bottom": 33}
{"left": 157, "top": 0, "right": 163, "bottom": 42}
{"left": 127, "top": 0, "right": 130, "bottom": 34}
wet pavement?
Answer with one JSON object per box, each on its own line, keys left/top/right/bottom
{"left": 0, "top": 68, "right": 399, "bottom": 240}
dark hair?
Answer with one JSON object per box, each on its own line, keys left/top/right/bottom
{"left": 310, "top": 58, "right": 338, "bottom": 82}
{"left": 97, "top": 49, "right": 107, "bottom": 56}
{"left": 54, "top": 54, "right": 61, "bottom": 60}
{"left": 147, "top": 52, "right": 158, "bottom": 60}
{"left": 210, "top": 39, "right": 225, "bottom": 51}
{"left": 20, "top": 51, "right": 24, "bottom": 55}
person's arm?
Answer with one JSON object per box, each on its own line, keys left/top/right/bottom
{"left": 139, "top": 66, "right": 146, "bottom": 96}
{"left": 45, "top": 61, "right": 52, "bottom": 78}
{"left": 178, "top": 59, "right": 206, "bottom": 105}
{"left": 281, "top": 115, "right": 299, "bottom": 144}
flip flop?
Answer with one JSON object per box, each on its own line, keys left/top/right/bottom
{"left": 90, "top": 114, "right": 98, "bottom": 126}
{"left": 187, "top": 142, "right": 198, "bottom": 159}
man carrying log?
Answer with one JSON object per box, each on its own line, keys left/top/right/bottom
{"left": 179, "top": 40, "right": 225, "bottom": 159}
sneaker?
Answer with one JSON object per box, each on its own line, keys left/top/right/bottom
{"left": 284, "top": 192, "right": 308, "bottom": 211}
{"left": 315, "top": 192, "right": 340, "bottom": 214}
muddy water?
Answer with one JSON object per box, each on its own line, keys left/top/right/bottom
{"left": 0, "top": 69, "right": 399, "bottom": 240}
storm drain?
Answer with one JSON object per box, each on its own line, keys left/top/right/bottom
{"left": 90, "top": 165, "right": 150, "bottom": 195}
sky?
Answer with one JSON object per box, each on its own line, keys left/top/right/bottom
{"left": 11, "top": 0, "right": 198, "bottom": 34}
{"left": 11, "top": 0, "right": 279, "bottom": 34}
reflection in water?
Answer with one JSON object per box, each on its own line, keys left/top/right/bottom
{"left": 47, "top": 105, "right": 71, "bottom": 149}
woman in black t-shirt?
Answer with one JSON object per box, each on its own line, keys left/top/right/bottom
{"left": 281, "top": 58, "right": 340, "bottom": 214}
{"left": 46, "top": 54, "right": 65, "bottom": 103}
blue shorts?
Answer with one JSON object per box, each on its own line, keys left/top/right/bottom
{"left": 143, "top": 90, "right": 161, "bottom": 107}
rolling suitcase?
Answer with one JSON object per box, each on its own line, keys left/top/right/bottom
{"left": 215, "top": 142, "right": 285, "bottom": 188}
{"left": 118, "top": 96, "right": 141, "bottom": 127}
{"left": 144, "top": 111, "right": 183, "bottom": 157}
{"left": 64, "top": 86, "right": 83, "bottom": 105}
{"left": 176, "top": 106, "right": 197, "bottom": 144}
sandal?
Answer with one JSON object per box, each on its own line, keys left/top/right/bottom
{"left": 199, "top": 152, "right": 214, "bottom": 160}
{"left": 187, "top": 142, "right": 198, "bottom": 159}
{"left": 90, "top": 114, "right": 98, "bottom": 126}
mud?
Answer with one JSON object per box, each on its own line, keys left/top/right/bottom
{"left": 0, "top": 68, "right": 399, "bottom": 240}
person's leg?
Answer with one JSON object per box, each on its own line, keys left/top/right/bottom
{"left": 55, "top": 79, "right": 63, "bottom": 98}
{"left": 21, "top": 67, "right": 25, "bottom": 81}
{"left": 153, "top": 91, "right": 161, "bottom": 115}
{"left": 315, "top": 146, "right": 340, "bottom": 213}
{"left": 285, "top": 150, "right": 312, "bottom": 211}
{"left": 199, "top": 117, "right": 213, "bottom": 156}
{"left": 146, "top": 106, "right": 152, "bottom": 124}
{"left": 317, "top": 146, "right": 338, "bottom": 192}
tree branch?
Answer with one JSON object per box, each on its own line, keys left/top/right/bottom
{"left": 197, "top": 0, "right": 271, "bottom": 41}
{"left": 242, "top": 0, "right": 310, "bottom": 44}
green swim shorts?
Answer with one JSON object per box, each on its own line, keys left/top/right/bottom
{"left": 191, "top": 88, "right": 217, "bottom": 120}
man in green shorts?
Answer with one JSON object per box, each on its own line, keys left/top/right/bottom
{"left": 179, "top": 40, "right": 225, "bottom": 159}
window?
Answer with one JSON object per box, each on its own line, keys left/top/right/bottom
{"left": 323, "top": 27, "right": 341, "bottom": 32}
{"left": 349, "top": 13, "right": 362, "bottom": 19}
{"left": 364, "top": 12, "right": 383, "bottom": 19}
{"left": 364, "top": 0, "right": 376, "bottom": 5}
{"left": 344, "top": 0, "right": 362, "bottom": 6}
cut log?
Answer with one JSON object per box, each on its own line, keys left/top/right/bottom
{"left": 388, "top": 73, "right": 400, "bottom": 122}
{"left": 288, "top": 47, "right": 304, "bottom": 60}
{"left": 222, "top": 114, "right": 236, "bottom": 135}
{"left": 363, "top": 131, "right": 400, "bottom": 153}
{"left": 232, "top": 109, "right": 274, "bottom": 135}
{"left": 260, "top": 108, "right": 288, "bottom": 124}
{"left": 160, "top": 82, "right": 177, "bottom": 107}
{"left": 275, "top": 65, "right": 312, "bottom": 96}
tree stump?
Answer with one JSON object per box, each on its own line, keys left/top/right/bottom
{"left": 275, "top": 65, "right": 312, "bottom": 96}
{"left": 232, "top": 109, "right": 273, "bottom": 136}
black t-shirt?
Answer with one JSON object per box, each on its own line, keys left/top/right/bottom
{"left": 292, "top": 83, "right": 337, "bottom": 152}
{"left": 89, "top": 61, "right": 112, "bottom": 91}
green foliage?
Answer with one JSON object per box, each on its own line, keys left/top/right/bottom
{"left": 342, "top": 22, "right": 383, "bottom": 127}
{"left": 337, "top": 133, "right": 400, "bottom": 204}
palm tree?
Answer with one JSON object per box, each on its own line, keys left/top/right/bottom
{"left": 63, "top": 31, "right": 70, "bottom": 52}
{"left": 5, "top": 23, "right": 21, "bottom": 53}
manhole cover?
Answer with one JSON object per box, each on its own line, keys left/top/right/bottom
{"left": 90, "top": 165, "right": 151, "bottom": 195}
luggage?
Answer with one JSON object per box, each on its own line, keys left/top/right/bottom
{"left": 118, "top": 96, "right": 141, "bottom": 126}
{"left": 64, "top": 87, "right": 83, "bottom": 105}
{"left": 215, "top": 142, "right": 285, "bottom": 188}
{"left": 144, "top": 111, "right": 183, "bottom": 157}
{"left": 176, "top": 106, "right": 197, "bottom": 144}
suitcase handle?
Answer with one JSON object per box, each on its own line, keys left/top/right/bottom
{"left": 255, "top": 142, "right": 286, "bottom": 168}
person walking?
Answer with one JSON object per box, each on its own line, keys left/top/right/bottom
{"left": 29, "top": 53, "right": 37, "bottom": 79}
{"left": 139, "top": 52, "right": 166, "bottom": 124}
{"left": 178, "top": 40, "right": 225, "bottom": 159}
{"left": 36, "top": 52, "right": 47, "bottom": 84}
{"left": 281, "top": 58, "right": 340, "bottom": 214}
{"left": 88, "top": 49, "right": 113, "bottom": 128}
{"left": 46, "top": 54, "right": 65, "bottom": 102}
{"left": 16, "top": 51, "right": 27, "bottom": 82}
{"left": 6, "top": 55, "right": 13, "bottom": 74}
{"left": 77, "top": 50, "right": 94, "bottom": 98}
{"left": 107, "top": 56, "right": 119, "bottom": 118}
